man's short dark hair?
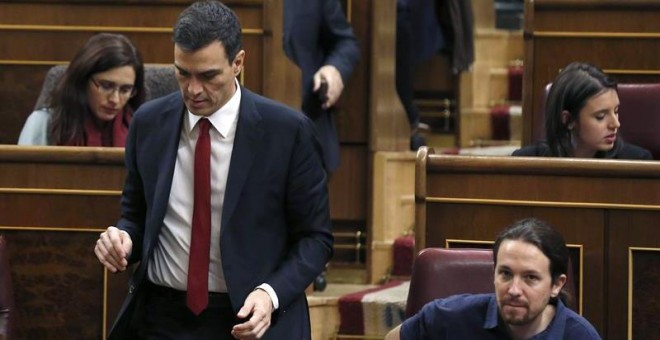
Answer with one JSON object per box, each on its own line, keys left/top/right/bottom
{"left": 173, "top": 0, "right": 243, "bottom": 61}
{"left": 493, "top": 218, "right": 571, "bottom": 304}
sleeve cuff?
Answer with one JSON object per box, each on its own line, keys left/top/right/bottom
{"left": 256, "top": 283, "right": 279, "bottom": 310}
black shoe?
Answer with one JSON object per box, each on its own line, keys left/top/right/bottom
{"left": 410, "top": 133, "right": 427, "bottom": 151}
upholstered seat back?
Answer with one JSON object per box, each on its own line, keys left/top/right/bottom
{"left": 534, "top": 83, "right": 660, "bottom": 159}
{"left": 405, "top": 248, "right": 494, "bottom": 317}
{"left": 0, "top": 235, "right": 15, "bottom": 339}
{"left": 33, "top": 64, "right": 179, "bottom": 111}
{"left": 616, "top": 84, "right": 660, "bottom": 160}
{"left": 405, "top": 247, "right": 577, "bottom": 317}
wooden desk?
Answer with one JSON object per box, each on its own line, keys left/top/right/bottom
{"left": 0, "top": 146, "right": 127, "bottom": 339}
{"left": 415, "top": 147, "right": 660, "bottom": 339}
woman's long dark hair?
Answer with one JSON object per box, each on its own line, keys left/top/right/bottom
{"left": 48, "top": 33, "right": 145, "bottom": 145}
{"left": 545, "top": 62, "right": 622, "bottom": 158}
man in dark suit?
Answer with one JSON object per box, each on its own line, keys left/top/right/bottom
{"left": 283, "top": 0, "right": 360, "bottom": 172}
{"left": 94, "top": 1, "right": 333, "bottom": 339}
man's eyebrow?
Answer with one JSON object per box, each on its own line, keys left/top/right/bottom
{"left": 174, "top": 64, "right": 188, "bottom": 73}
{"left": 173, "top": 64, "right": 221, "bottom": 77}
{"left": 201, "top": 69, "right": 221, "bottom": 76}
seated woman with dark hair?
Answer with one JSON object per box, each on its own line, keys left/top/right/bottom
{"left": 513, "top": 62, "right": 652, "bottom": 159}
{"left": 18, "top": 33, "right": 145, "bottom": 146}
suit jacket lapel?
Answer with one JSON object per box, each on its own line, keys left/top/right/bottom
{"left": 147, "top": 96, "right": 186, "bottom": 255}
{"left": 222, "top": 88, "right": 263, "bottom": 235}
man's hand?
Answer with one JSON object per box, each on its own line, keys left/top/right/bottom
{"left": 313, "top": 65, "right": 344, "bottom": 109}
{"left": 94, "top": 226, "right": 132, "bottom": 272}
{"left": 231, "top": 289, "right": 274, "bottom": 339}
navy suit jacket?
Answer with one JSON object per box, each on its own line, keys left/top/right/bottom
{"left": 283, "top": 0, "right": 360, "bottom": 172}
{"left": 108, "top": 88, "right": 333, "bottom": 339}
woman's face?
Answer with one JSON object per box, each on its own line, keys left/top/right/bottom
{"left": 571, "top": 89, "right": 621, "bottom": 157}
{"left": 87, "top": 65, "right": 136, "bottom": 123}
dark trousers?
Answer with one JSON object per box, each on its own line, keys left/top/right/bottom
{"left": 396, "top": 6, "right": 421, "bottom": 129}
{"left": 138, "top": 282, "right": 237, "bottom": 340}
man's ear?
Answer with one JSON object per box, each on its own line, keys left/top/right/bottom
{"left": 551, "top": 274, "right": 567, "bottom": 298}
{"left": 232, "top": 50, "right": 246, "bottom": 76}
{"left": 561, "top": 110, "right": 575, "bottom": 130}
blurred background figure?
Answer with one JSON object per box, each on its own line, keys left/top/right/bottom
{"left": 395, "top": 0, "right": 442, "bottom": 150}
{"left": 396, "top": 0, "right": 474, "bottom": 150}
{"left": 283, "top": 0, "right": 360, "bottom": 172}
{"left": 18, "top": 33, "right": 145, "bottom": 146}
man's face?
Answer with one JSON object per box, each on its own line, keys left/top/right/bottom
{"left": 494, "top": 240, "right": 566, "bottom": 329}
{"left": 174, "top": 40, "right": 244, "bottom": 116}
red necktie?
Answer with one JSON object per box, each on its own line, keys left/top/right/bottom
{"left": 187, "top": 118, "right": 211, "bottom": 315}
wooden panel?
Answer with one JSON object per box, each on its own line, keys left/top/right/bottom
{"left": 0, "top": 65, "right": 49, "bottom": 145}
{"left": 522, "top": 0, "right": 660, "bottom": 144}
{"left": 609, "top": 212, "right": 660, "bottom": 340}
{"left": 0, "top": 2, "right": 261, "bottom": 26}
{"left": 0, "top": 146, "right": 128, "bottom": 339}
{"left": 0, "top": 146, "right": 124, "bottom": 189}
{"left": 368, "top": 151, "right": 415, "bottom": 283}
{"left": 328, "top": 145, "right": 368, "bottom": 220}
{"left": 0, "top": 230, "right": 130, "bottom": 339}
{"left": 336, "top": 0, "right": 369, "bottom": 144}
{"left": 369, "top": 0, "right": 409, "bottom": 151}
{"left": 415, "top": 149, "right": 660, "bottom": 338}
{"left": 629, "top": 250, "right": 660, "bottom": 340}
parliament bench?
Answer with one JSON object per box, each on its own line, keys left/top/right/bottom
{"left": 415, "top": 147, "right": 660, "bottom": 339}
{"left": 0, "top": 145, "right": 128, "bottom": 339}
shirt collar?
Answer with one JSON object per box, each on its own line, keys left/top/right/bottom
{"left": 484, "top": 294, "right": 500, "bottom": 330}
{"left": 538, "top": 299, "right": 566, "bottom": 339}
{"left": 186, "top": 78, "right": 241, "bottom": 137}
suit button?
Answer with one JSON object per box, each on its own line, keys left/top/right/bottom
{"left": 129, "top": 285, "right": 135, "bottom": 294}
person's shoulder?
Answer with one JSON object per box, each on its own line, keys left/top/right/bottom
{"left": 132, "top": 92, "right": 183, "bottom": 123}
{"left": 430, "top": 293, "right": 492, "bottom": 312}
{"left": 512, "top": 142, "right": 549, "bottom": 157}
{"left": 561, "top": 308, "right": 602, "bottom": 339}
{"left": 412, "top": 294, "right": 492, "bottom": 331}
{"left": 25, "top": 108, "right": 51, "bottom": 122}
{"left": 18, "top": 109, "right": 51, "bottom": 145}
{"left": 617, "top": 143, "right": 653, "bottom": 160}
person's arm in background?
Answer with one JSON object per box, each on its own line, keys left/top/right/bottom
{"left": 313, "top": 0, "right": 360, "bottom": 109}
{"left": 17, "top": 109, "right": 50, "bottom": 145}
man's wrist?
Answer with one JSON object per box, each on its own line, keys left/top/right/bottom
{"left": 256, "top": 283, "right": 279, "bottom": 310}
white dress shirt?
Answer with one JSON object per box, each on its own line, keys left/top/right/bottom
{"left": 147, "top": 84, "right": 239, "bottom": 293}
